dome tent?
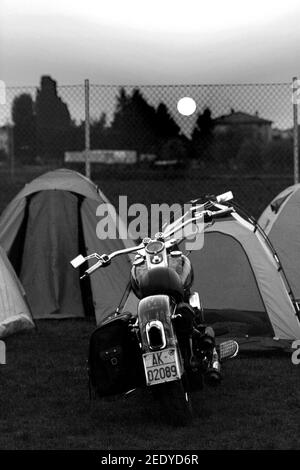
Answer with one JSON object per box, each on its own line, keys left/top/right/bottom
{"left": 0, "top": 245, "right": 34, "bottom": 338}
{"left": 259, "top": 184, "right": 300, "bottom": 303}
{"left": 123, "top": 206, "right": 300, "bottom": 347}
{"left": 0, "top": 169, "right": 133, "bottom": 324}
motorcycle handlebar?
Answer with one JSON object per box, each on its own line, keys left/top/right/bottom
{"left": 80, "top": 259, "right": 104, "bottom": 279}
{"left": 73, "top": 194, "right": 234, "bottom": 278}
{"left": 214, "top": 207, "right": 233, "bottom": 217}
{"left": 78, "top": 243, "right": 145, "bottom": 279}
{"left": 165, "top": 206, "right": 233, "bottom": 239}
{"left": 216, "top": 191, "right": 233, "bottom": 204}
{"left": 204, "top": 207, "right": 233, "bottom": 221}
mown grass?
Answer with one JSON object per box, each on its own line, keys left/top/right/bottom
{"left": 1, "top": 320, "right": 300, "bottom": 450}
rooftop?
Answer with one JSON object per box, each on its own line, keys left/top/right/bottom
{"left": 214, "top": 111, "right": 273, "bottom": 126}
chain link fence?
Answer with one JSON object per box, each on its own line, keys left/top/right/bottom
{"left": 0, "top": 78, "right": 298, "bottom": 218}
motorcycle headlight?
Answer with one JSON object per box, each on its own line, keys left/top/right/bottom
{"left": 151, "top": 254, "right": 163, "bottom": 264}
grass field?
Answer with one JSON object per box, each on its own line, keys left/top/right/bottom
{"left": 0, "top": 164, "right": 299, "bottom": 451}
{"left": 1, "top": 320, "right": 300, "bottom": 450}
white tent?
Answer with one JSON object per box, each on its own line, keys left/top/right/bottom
{"left": 259, "top": 184, "right": 300, "bottom": 303}
{"left": 0, "top": 169, "right": 134, "bottom": 324}
{"left": 124, "top": 208, "right": 300, "bottom": 344}
{"left": 0, "top": 245, "right": 34, "bottom": 338}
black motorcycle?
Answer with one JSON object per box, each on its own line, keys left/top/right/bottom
{"left": 71, "top": 192, "right": 239, "bottom": 425}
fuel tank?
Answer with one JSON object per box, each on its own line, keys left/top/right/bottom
{"left": 131, "top": 253, "right": 193, "bottom": 301}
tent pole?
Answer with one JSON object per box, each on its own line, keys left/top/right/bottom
{"left": 293, "top": 77, "right": 299, "bottom": 185}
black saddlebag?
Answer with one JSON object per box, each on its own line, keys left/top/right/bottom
{"left": 88, "top": 312, "right": 145, "bottom": 397}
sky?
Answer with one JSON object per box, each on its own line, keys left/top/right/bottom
{"left": 1, "top": 0, "right": 300, "bottom": 86}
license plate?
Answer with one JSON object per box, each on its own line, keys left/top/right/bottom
{"left": 142, "top": 348, "right": 181, "bottom": 386}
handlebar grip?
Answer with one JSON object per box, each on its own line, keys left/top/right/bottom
{"left": 80, "top": 259, "right": 103, "bottom": 279}
{"left": 216, "top": 191, "right": 233, "bottom": 203}
{"left": 87, "top": 259, "right": 104, "bottom": 274}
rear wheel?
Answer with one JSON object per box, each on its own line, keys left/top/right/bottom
{"left": 153, "top": 376, "right": 193, "bottom": 426}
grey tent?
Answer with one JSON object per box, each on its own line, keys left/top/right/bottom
{"left": 0, "top": 169, "right": 134, "bottom": 323}
{"left": 124, "top": 207, "right": 300, "bottom": 345}
{"left": 0, "top": 245, "right": 34, "bottom": 338}
{"left": 259, "top": 184, "right": 300, "bottom": 303}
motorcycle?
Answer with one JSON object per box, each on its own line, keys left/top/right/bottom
{"left": 71, "top": 192, "right": 239, "bottom": 425}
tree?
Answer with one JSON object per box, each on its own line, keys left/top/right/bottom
{"left": 35, "top": 75, "right": 71, "bottom": 161}
{"left": 214, "top": 126, "right": 260, "bottom": 169}
{"left": 11, "top": 93, "right": 36, "bottom": 162}
{"left": 154, "top": 103, "right": 183, "bottom": 161}
{"left": 67, "top": 119, "right": 85, "bottom": 152}
{"left": 90, "top": 112, "right": 108, "bottom": 149}
{"left": 236, "top": 138, "right": 264, "bottom": 173}
{"left": 109, "top": 87, "right": 158, "bottom": 159}
{"left": 160, "top": 136, "right": 189, "bottom": 163}
{"left": 191, "top": 107, "right": 214, "bottom": 165}
{"left": 155, "top": 103, "right": 180, "bottom": 139}
{"left": 261, "top": 139, "right": 293, "bottom": 173}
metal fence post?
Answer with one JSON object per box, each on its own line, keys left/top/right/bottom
{"left": 9, "top": 124, "right": 15, "bottom": 180}
{"left": 293, "top": 77, "right": 299, "bottom": 184}
{"left": 84, "top": 79, "right": 91, "bottom": 179}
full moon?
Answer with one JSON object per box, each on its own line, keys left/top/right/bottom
{"left": 177, "top": 97, "right": 197, "bottom": 116}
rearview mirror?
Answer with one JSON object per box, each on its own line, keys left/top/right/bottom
{"left": 70, "top": 254, "right": 86, "bottom": 268}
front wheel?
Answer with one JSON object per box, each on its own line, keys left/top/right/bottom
{"left": 153, "top": 376, "right": 193, "bottom": 426}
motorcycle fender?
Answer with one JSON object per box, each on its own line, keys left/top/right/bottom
{"left": 137, "top": 295, "right": 174, "bottom": 351}
{"left": 138, "top": 295, "right": 184, "bottom": 385}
